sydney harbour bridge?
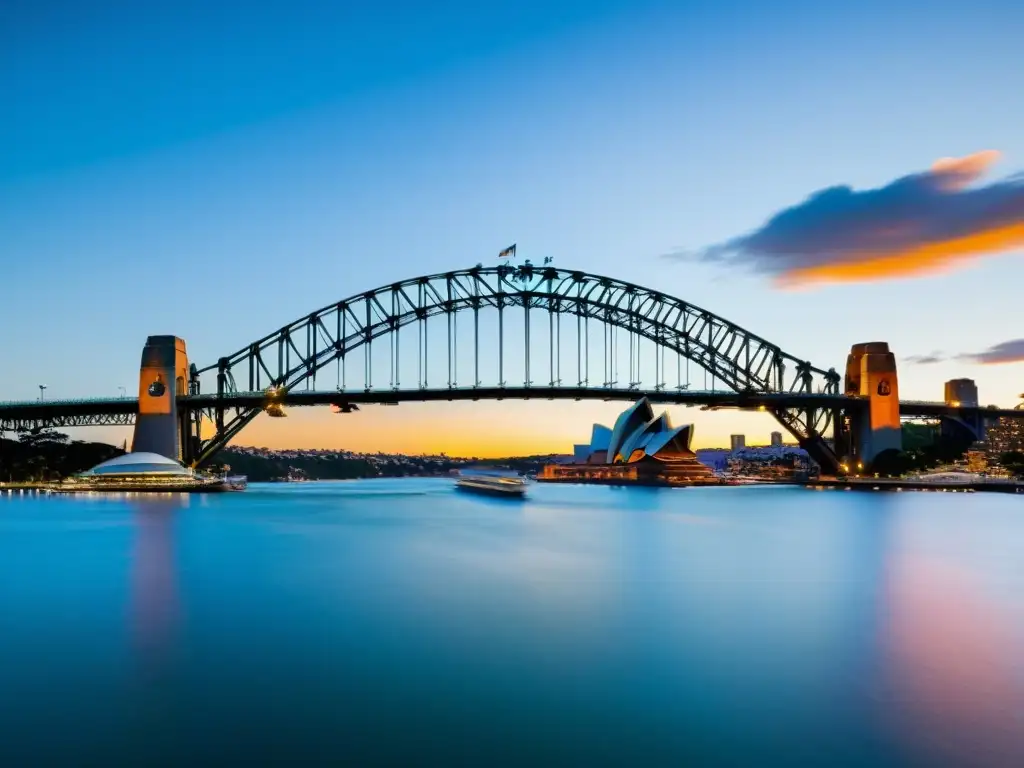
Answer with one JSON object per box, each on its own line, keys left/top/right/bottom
{"left": 1, "top": 264, "right": 1020, "bottom": 474}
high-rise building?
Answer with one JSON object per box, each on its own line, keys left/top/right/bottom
{"left": 730, "top": 434, "right": 746, "bottom": 451}
{"left": 770, "top": 431, "right": 783, "bottom": 447}
{"left": 944, "top": 378, "right": 979, "bottom": 407}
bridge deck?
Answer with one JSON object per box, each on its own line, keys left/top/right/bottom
{"left": 1, "top": 388, "right": 1022, "bottom": 424}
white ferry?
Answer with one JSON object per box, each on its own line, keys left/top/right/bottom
{"left": 454, "top": 468, "right": 528, "bottom": 497}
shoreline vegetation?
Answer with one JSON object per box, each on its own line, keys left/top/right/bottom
{"left": 2, "top": 423, "right": 1016, "bottom": 486}
{"left": 0, "top": 430, "right": 554, "bottom": 484}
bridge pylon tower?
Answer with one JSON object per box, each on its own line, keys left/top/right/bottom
{"left": 839, "top": 342, "right": 901, "bottom": 469}
{"left": 131, "top": 336, "right": 192, "bottom": 463}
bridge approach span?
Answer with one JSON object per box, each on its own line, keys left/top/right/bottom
{"left": 5, "top": 392, "right": 1020, "bottom": 424}
{"left": 3, "top": 391, "right": 1022, "bottom": 450}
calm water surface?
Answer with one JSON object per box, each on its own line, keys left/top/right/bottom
{"left": 1, "top": 481, "right": 1022, "bottom": 765}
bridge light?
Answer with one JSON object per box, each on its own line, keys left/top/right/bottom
{"left": 757, "top": 404, "right": 766, "bottom": 411}
{"left": 950, "top": 400, "right": 960, "bottom": 407}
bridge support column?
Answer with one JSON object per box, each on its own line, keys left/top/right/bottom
{"left": 844, "top": 342, "right": 901, "bottom": 469}
{"left": 131, "top": 336, "right": 190, "bottom": 462}
{"left": 941, "top": 378, "right": 988, "bottom": 443}
{"left": 831, "top": 407, "right": 852, "bottom": 462}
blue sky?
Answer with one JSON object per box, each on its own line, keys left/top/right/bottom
{"left": 2, "top": 0, "right": 1023, "bottom": 453}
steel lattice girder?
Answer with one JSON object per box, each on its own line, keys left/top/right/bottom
{"left": 199, "top": 267, "right": 841, "bottom": 394}
{"left": 189, "top": 266, "right": 843, "bottom": 467}
{"left": 0, "top": 412, "right": 136, "bottom": 432}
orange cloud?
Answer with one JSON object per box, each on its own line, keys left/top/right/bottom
{"left": 776, "top": 220, "right": 1024, "bottom": 288}
{"left": 931, "top": 149, "right": 1001, "bottom": 188}
{"left": 674, "top": 150, "right": 1024, "bottom": 288}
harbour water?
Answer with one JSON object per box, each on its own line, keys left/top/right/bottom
{"left": 1, "top": 480, "right": 1022, "bottom": 765}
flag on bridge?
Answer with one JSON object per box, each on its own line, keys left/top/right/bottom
{"left": 498, "top": 244, "right": 517, "bottom": 260}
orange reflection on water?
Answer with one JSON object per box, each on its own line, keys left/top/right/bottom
{"left": 880, "top": 552, "right": 1024, "bottom": 764}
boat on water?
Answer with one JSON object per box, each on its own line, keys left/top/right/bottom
{"left": 224, "top": 475, "right": 248, "bottom": 491}
{"left": 454, "top": 468, "right": 528, "bottom": 497}
{"left": 46, "top": 452, "right": 247, "bottom": 494}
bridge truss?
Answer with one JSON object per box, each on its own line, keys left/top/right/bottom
{"left": 0, "top": 411, "right": 136, "bottom": 433}
{"left": 189, "top": 265, "right": 843, "bottom": 469}
{"left": 0, "top": 397, "right": 137, "bottom": 434}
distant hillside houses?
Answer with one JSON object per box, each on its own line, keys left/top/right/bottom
{"left": 696, "top": 444, "right": 810, "bottom": 472}
{"left": 230, "top": 444, "right": 463, "bottom": 467}
{"left": 219, "top": 446, "right": 557, "bottom": 482}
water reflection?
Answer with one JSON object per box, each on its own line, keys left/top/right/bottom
{"left": 881, "top": 547, "right": 1024, "bottom": 764}
{"left": 2, "top": 482, "right": 1023, "bottom": 764}
{"left": 129, "top": 495, "right": 185, "bottom": 677}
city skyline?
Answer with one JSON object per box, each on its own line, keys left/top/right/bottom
{"left": 3, "top": 1, "right": 1024, "bottom": 456}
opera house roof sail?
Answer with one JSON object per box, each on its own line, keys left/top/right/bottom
{"left": 595, "top": 398, "right": 695, "bottom": 464}
{"left": 544, "top": 398, "right": 717, "bottom": 485}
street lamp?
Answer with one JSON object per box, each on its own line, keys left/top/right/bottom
{"left": 38, "top": 384, "right": 47, "bottom": 402}
{"left": 118, "top": 386, "right": 126, "bottom": 399}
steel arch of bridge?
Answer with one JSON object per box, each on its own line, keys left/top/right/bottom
{"left": 190, "top": 265, "right": 843, "bottom": 467}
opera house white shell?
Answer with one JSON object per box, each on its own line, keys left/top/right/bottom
{"left": 573, "top": 398, "right": 697, "bottom": 465}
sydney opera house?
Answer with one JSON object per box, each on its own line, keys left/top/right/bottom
{"left": 539, "top": 398, "right": 719, "bottom": 486}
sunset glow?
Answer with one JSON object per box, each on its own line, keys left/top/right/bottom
{"left": 777, "top": 220, "right": 1024, "bottom": 288}
{"left": 690, "top": 149, "right": 1024, "bottom": 292}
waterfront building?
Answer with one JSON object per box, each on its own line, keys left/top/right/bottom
{"left": 770, "top": 431, "right": 783, "bottom": 447}
{"left": 539, "top": 399, "right": 717, "bottom": 485}
{"left": 730, "top": 434, "right": 746, "bottom": 450}
{"left": 52, "top": 452, "right": 244, "bottom": 492}
{"left": 84, "top": 452, "right": 194, "bottom": 478}
{"left": 695, "top": 448, "right": 730, "bottom": 471}
{"left": 726, "top": 445, "right": 814, "bottom": 480}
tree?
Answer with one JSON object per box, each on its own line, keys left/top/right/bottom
{"left": 870, "top": 449, "right": 915, "bottom": 477}
{"left": 999, "top": 451, "right": 1024, "bottom": 477}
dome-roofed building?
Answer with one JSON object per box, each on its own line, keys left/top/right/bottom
{"left": 79, "top": 452, "right": 194, "bottom": 478}
{"left": 540, "top": 399, "right": 719, "bottom": 486}
{"left": 51, "top": 452, "right": 245, "bottom": 493}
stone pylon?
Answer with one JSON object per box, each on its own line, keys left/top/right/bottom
{"left": 844, "top": 342, "right": 901, "bottom": 466}
{"left": 131, "top": 336, "right": 190, "bottom": 462}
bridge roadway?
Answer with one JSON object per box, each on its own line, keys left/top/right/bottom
{"left": 1, "top": 388, "right": 1022, "bottom": 431}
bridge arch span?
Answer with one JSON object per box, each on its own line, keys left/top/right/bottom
{"left": 190, "top": 265, "right": 841, "bottom": 467}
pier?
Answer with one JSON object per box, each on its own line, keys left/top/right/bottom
{"left": 806, "top": 476, "right": 1024, "bottom": 493}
